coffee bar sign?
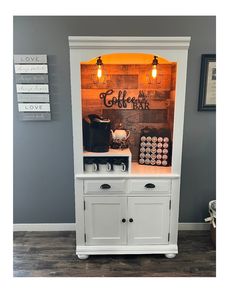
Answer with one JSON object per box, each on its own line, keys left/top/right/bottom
{"left": 14, "top": 54, "right": 51, "bottom": 121}
{"left": 99, "top": 89, "right": 150, "bottom": 110}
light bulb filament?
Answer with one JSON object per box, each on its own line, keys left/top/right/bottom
{"left": 152, "top": 65, "right": 157, "bottom": 78}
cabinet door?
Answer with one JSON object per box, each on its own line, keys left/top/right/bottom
{"left": 128, "top": 197, "right": 170, "bottom": 245}
{"left": 85, "top": 196, "right": 127, "bottom": 245}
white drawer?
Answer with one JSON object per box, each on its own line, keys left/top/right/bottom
{"left": 128, "top": 179, "right": 171, "bottom": 195}
{"left": 84, "top": 179, "right": 126, "bottom": 195}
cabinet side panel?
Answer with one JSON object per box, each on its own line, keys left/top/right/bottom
{"left": 69, "top": 48, "right": 83, "bottom": 174}
{"left": 169, "top": 178, "right": 181, "bottom": 245}
{"left": 171, "top": 51, "right": 189, "bottom": 174}
{"left": 75, "top": 179, "right": 85, "bottom": 246}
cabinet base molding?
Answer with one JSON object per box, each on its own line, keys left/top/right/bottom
{"left": 13, "top": 223, "right": 210, "bottom": 232}
{"left": 76, "top": 244, "right": 178, "bottom": 256}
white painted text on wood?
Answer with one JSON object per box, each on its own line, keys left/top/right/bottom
{"left": 18, "top": 103, "right": 51, "bottom": 112}
{"left": 14, "top": 64, "right": 48, "bottom": 74}
{"left": 16, "top": 84, "right": 49, "bottom": 93}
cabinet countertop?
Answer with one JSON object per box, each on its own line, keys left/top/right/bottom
{"left": 76, "top": 163, "right": 180, "bottom": 179}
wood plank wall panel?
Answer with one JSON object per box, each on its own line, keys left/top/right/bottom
{"left": 81, "top": 63, "right": 176, "bottom": 161}
{"left": 103, "top": 109, "right": 168, "bottom": 160}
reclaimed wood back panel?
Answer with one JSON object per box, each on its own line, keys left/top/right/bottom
{"left": 81, "top": 63, "right": 176, "bottom": 161}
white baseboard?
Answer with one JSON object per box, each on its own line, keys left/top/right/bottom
{"left": 13, "top": 223, "right": 76, "bottom": 231}
{"left": 178, "top": 222, "right": 210, "bottom": 230}
{"left": 13, "top": 222, "right": 210, "bottom": 232}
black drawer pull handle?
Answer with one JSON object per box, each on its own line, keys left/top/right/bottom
{"left": 121, "top": 218, "right": 126, "bottom": 223}
{"left": 145, "top": 183, "right": 156, "bottom": 189}
{"left": 100, "top": 184, "right": 111, "bottom": 189}
{"left": 129, "top": 218, "right": 134, "bottom": 223}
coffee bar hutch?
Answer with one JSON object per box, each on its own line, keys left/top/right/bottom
{"left": 68, "top": 36, "right": 191, "bottom": 259}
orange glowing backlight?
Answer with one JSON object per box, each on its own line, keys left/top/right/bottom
{"left": 81, "top": 53, "right": 172, "bottom": 65}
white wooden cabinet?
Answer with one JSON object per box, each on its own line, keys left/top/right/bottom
{"left": 69, "top": 36, "right": 191, "bottom": 259}
{"left": 127, "top": 196, "right": 170, "bottom": 245}
{"left": 84, "top": 195, "right": 170, "bottom": 246}
{"left": 85, "top": 196, "right": 127, "bottom": 245}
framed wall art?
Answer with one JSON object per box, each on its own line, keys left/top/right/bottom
{"left": 198, "top": 54, "right": 216, "bottom": 111}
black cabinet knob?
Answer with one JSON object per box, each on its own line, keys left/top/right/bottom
{"left": 100, "top": 184, "right": 111, "bottom": 189}
{"left": 121, "top": 218, "right": 126, "bottom": 223}
{"left": 129, "top": 218, "right": 133, "bottom": 223}
{"left": 144, "top": 183, "right": 156, "bottom": 189}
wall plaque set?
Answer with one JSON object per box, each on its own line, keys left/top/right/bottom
{"left": 14, "top": 54, "right": 51, "bottom": 121}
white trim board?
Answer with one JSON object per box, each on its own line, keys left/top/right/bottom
{"left": 13, "top": 223, "right": 210, "bottom": 232}
{"left": 13, "top": 223, "right": 76, "bottom": 231}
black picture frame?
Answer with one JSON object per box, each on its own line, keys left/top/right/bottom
{"left": 198, "top": 54, "right": 216, "bottom": 111}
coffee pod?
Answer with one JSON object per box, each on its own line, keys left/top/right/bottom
{"left": 150, "top": 159, "right": 156, "bottom": 165}
{"left": 145, "top": 153, "right": 151, "bottom": 159}
{"left": 163, "top": 143, "right": 168, "bottom": 148}
{"left": 141, "top": 136, "right": 146, "bottom": 141}
{"left": 147, "top": 136, "right": 152, "bottom": 142}
{"left": 156, "top": 160, "right": 162, "bottom": 165}
{"left": 139, "top": 158, "right": 145, "bottom": 164}
{"left": 140, "top": 142, "right": 146, "bottom": 147}
{"left": 140, "top": 147, "right": 145, "bottom": 153}
{"left": 157, "top": 142, "right": 163, "bottom": 148}
{"left": 146, "top": 142, "right": 152, "bottom": 147}
{"left": 146, "top": 147, "right": 151, "bottom": 153}
{"left": 157, "top": 148, "right": 162, "bottom": 154}
{"left": 164, "top": 137, "right": 169, "bottom": 142}
{"left": 140, "top": 153, "right": 145, "bottom": 158}
{"left": 157, "top": 154, "right": 162, "bottom": 160}
{"left": 152, "top": 142, "right": 157, "bottom": 148}
{"left": 151, "top": 148, "right": 156, "bottom": 153}
{"left": 163, "top": 149, "right": 168, "bottom": 154}
{"left": 145, "top": 158, "right": 150, "bottom": 164}
{"left": 158, "top": 137, "right": 163, "bottom": 142}
{"left": 151, "top": 153, "right": 156, "bottom": 159}
{"left": 162, "top": 154, "right": 168, "bottom": 160}
{"left": 152, "top": 136, "right": 157, "bottom": 142}
{"left": 162, "top": 160, "right": 168, "bottom": 166}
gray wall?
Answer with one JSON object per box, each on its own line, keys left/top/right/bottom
{"left": 13, "top": 16, "right": 216, "bottom": 223}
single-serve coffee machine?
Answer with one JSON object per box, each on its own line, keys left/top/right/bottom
{"left": 83, "top": 114, "right": 111, "bottom": 152}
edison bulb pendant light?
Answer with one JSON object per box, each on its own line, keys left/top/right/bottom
{"left": 96, "top": 56, "right": 103, "bottom": 79}
{"left": 152, "top": 56, "right": 158, "bottom": 78}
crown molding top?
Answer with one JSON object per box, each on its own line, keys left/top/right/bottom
{"left": 68, "top": 36, "right": 191, "bottom": 50}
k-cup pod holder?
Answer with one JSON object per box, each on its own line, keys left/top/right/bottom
{"left": 138, "top": 128, "right": 172, "bottom": 167}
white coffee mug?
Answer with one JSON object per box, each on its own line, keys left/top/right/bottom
{"left": 113, "top": 162, "right": 126, "bottom": 173}
{"left": 84, "top": 163, "right": 97, "bottom": 173}
{"left": 99, "top": 163, "right": 111, "bottom": 173}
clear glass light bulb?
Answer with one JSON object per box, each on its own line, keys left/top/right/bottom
{"left": 152, "top": 65, "right": 157, "bottom": 78}
{"left": 97, "top": 65, "right": 102, "bottom": 78}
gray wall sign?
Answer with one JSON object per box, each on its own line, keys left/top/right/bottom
{"left": 14, "top": 54, "right": 51, "bottom": 121}
{"left": 14, "top": 54, "right": 47, "bottom": 64}
{"left": 15, "top": 74, "right": 48, "bottom": 84}
{"left": 18, "top": 112, "right": 51, "bottom": 121}
{"left": 17, "top": 93, "right": 50, "bottom": 103}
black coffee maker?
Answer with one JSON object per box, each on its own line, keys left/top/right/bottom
{"left": 83, "top": 114, "right": 111, "bottom": 152}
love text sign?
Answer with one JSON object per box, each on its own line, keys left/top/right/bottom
{"left": 14, "top": 55, "right": 47, "bottom": 64}
{"left": 14, "top": 54, "right": 51, "bottom": 121}
{"left": 18, "top": 103, "right": 50, "bottom": 112}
